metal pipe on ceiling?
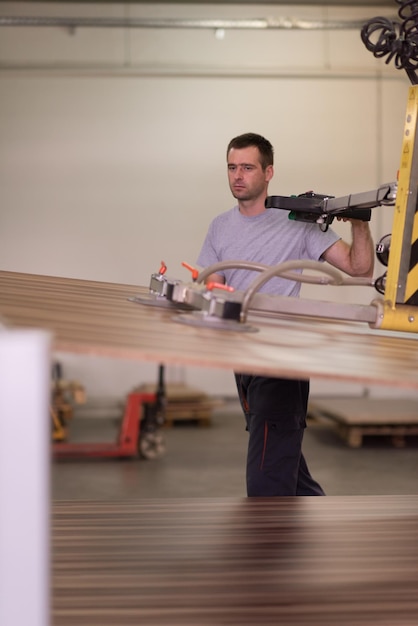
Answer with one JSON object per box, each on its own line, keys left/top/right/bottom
{"left": 0, "top": 15, "right": 389, "bottom": 30}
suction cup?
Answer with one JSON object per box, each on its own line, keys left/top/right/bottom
{"left": 172, "top": 312, "right": 258, "bottom": 333}
{"left": 128, "top": 295, "right": 193, "bottom": 310}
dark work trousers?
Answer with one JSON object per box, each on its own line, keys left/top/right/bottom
{"left": 234, "top": 373, "right": 325, "bottom": 497}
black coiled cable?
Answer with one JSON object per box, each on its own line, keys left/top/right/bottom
{"left": 361, "top": 0, "right": 418, "bottom": 83}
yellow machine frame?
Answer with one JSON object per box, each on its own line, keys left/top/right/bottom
{"left": 378, "top": 85, "right": 418, "bottom": 333}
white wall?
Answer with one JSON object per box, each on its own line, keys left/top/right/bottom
{"left": 0, "top": 2, "right": 414, "bottom": 400}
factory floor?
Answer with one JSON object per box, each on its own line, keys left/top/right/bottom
{"left": 52, "top": 400, "right": 418, "bottom": 500}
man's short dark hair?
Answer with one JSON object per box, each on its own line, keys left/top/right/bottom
{"left": 227, "top": 133, "right": 274, "bottom": 170}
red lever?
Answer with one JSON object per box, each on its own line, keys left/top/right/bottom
{"left": 181, "top": 262, "right": 199, "bottom": 281}
{"left": 206, "top": 282, "right": 234, "bottom": 292}
{"left": 158, "top": 261, "right": 167, "bottom": 276}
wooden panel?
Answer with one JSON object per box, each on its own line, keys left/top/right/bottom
{"left": 52, "top": 496, "right": 418, "bottom": 626}
{"left": 1, "top": 270, "right": 418, "bottom": 389}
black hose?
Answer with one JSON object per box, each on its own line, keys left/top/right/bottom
{"left": 361, "top": 1, "right": 418, "bottom": 83}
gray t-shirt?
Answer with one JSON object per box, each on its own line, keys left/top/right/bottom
{"left": 197, "top": 206, "right": 340, "bottom": 297}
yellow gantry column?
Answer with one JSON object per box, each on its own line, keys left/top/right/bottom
{"left": 377, "top": 85, "right": 418, "bottom": 332}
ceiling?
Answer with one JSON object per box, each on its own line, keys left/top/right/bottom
{"left": 0, "top": 0, "right": 397, "bottom": 5}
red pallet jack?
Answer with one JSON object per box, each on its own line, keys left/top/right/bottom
{"left": 52, "top": 365, "right": 166, "bottom": 460}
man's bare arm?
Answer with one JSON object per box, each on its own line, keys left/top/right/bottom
{"left": 322, "top": 220, "right": 374, "bottom": 278}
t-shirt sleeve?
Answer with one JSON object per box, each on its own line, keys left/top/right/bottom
{"left": 196, "top": 220, "right": 222, "bottom": 270}
{"left": 303, "top": 223, "right": 341, "bottom": 261}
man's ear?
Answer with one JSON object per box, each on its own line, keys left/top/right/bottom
{"left": 265, "top": 165, "right": 274, "bottom": 182}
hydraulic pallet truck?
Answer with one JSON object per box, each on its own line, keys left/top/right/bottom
{"left": 53, "top": 365, "right": 166, "bottom": 460}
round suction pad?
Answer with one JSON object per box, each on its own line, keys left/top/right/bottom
{"left": 128, "top": 295, "right": 193, "bottom": 310}
{"left": 172, "top": 312, "right": 258, "bottom": 333}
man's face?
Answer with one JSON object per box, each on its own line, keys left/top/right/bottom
{"left": 227, "top": 146, "right": 273, "bottom": 202}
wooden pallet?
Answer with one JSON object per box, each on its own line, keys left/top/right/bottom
{"left": 135, "top": 382, "right": 222, "bottom": 427}
{"left": 163, "top": 403, "right": 214, "bottom": 427}
{"left": 308, "top": 396, "right": 418, "bottom": 448}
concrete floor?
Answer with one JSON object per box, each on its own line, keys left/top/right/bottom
{"left": 52, "top": 400, "right": 418, "bottom": 500}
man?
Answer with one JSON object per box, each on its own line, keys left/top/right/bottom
{"left": 197, "top": 132, "right": 374, "bottom": 497}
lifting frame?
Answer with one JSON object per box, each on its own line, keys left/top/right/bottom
{"left": 380, "top": 85, "right": 418, "bottom": 332}
{"left": 139, "top": 87, "right": 418, "bottom": 336}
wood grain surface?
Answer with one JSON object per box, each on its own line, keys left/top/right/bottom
{"left": 2, "top": 272, "right": 417, "bottom": 625}
{"left": 52, "top": 496, "right": 418, "bottom": 626}
{"left": 1, "top": 270, "right": 418, "bottom": 389}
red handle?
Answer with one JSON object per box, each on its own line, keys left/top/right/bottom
{"left": 181, "top": 262, "right": 199, "bottom": 281}
{"left": 206, "top": 282, "right": 234, "bottom": 292}
{"left": 158, "top": 261, "right": 167, "bottom": 276}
